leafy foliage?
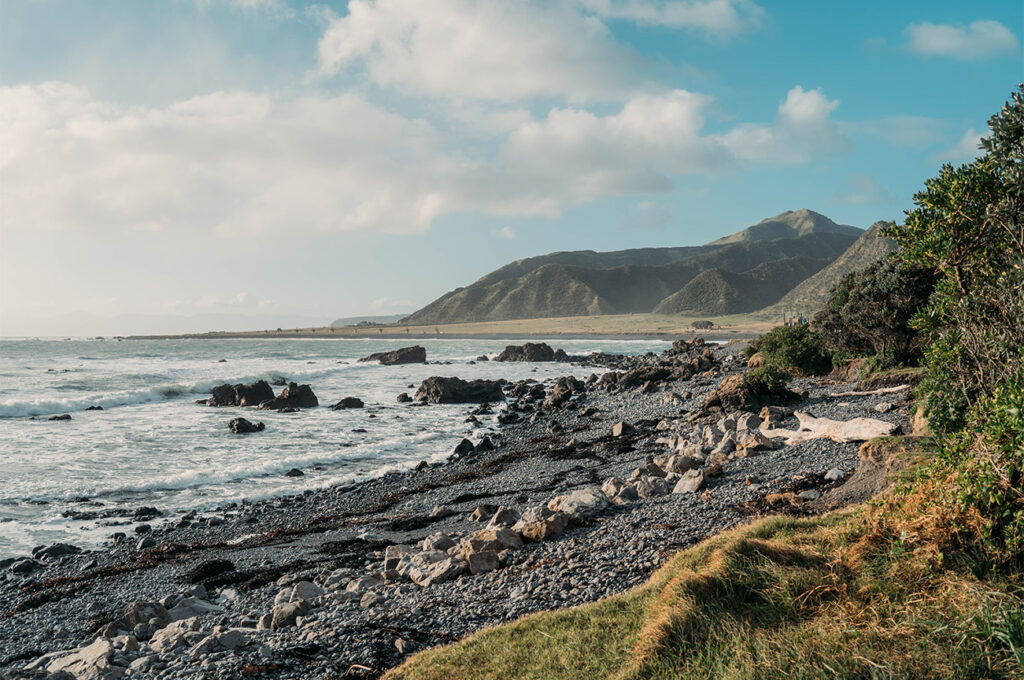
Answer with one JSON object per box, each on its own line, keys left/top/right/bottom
{"left": 742, "top": 364, "right": 791, "bottom": 393}
{"left": 885, "top": 86, "right": 1024, "bottom": 432}
{"left": 944, "top": 375, "right": 1024, "bottom": 560}
{"left": 692, "top": 320, "right": 714, "bottom": 329}
{"left": 814, "top": 259, "right": 937, "bottom": 368}
{"left": 749, "top": 324, "right": 832, "bottom": 375}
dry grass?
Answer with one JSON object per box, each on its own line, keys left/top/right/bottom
{"left": 386, "top": 493, "right": 1024, "bottom": 680}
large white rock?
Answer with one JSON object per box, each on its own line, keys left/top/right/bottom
{"left": 547, "top": 488, "right": 609, "bottom": 518}
{"left": 47, "top": 638, "right": 118, "bottom": 678}
{"left": 673, "top": 469, "right": 705, "bottom": 494}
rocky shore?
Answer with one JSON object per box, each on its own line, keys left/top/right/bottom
{"left": 0, "top": 340, "right": 911, "bottom": 679}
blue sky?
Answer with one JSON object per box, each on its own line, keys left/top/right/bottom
{"left": 1, "top": 0, "right": 1021, "bottom": 334}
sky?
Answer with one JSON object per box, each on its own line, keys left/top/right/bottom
{"left": 1, "top": 0, "right": 1021, "bottom": 335}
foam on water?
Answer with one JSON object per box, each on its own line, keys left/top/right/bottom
{"left": 0, "top": 336, "right": 669, "bottom": 556}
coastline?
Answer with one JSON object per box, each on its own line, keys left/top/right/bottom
{"left": 0, "top": 341, "right": 910, "bottom": 679}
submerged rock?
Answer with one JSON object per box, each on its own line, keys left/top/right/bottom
{"left": 259, "top": 382, "right": 319, "bottom": 410}
{"left": 331, "top": 397, "right": 365, "bottom": 410}
{"left": 495, "top": 342, "right": 555, "bottom": 362}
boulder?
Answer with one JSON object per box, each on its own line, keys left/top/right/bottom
{"left": 494, "top": 342, "right": 556, "bottom": 362}
{"left": 358, "top": 346, "right": 427, "bottom": 365}
{"left": 49, "top": 414, "right": 72, "bottom": 421}
{"left": 631, "top": 462, "right": 666, "bottom": 479}
{"left": 453, "top": 438, "right": 476, "bottom": 458}
{"left": 547, "top": 488, "right": 609, "bottom": 518}
{"left": 261, "top": 600, "right": 310, "bottom": 629}
{"left": 460, "top": 527, "right": 522, "bottom": 556}
{"left": 396, "top": 392, "right": 413, "bottom": 403}
{"left": 420, "top": 532, "right": 457, "bottom": 552}
{"left": 415, "top": 377, "right": 505, "bottom": 404}
{"left": 34, "top": 542, "right": 82, "bottom": 560}
{"left": 259, "top": 382, "right": 319, "bottom": 410}
{"left": 149, "top": 618, "right": 202, "bottom": 653}
{"left": 274, "top": 580, "right": 324, "bottom": 605}
{"left": 467, "top": 550, "right": 500, "bottom": 575}
{"left": 487, "top": 506, "right": 520, "bottom": 527}
{"left": 331, "top": 397, "right": 364, "bottom": 410}
{"left": 121, "top": 600, "right": 171, "bottom": 629}
{"left": 46, "top": 638, "right": 116, "bottom": 678}
{"left": 612, "top": 421, "right": 635, "bottom": 437}
{"left": 409, "top": 557, "right": 467, "bottom": 587}
{"left": 513, "top": 512, "right": 567, "bottom": 542}
{"left": 228, "top": 417, "right": 265, "bottom": 434}
{"left": 235, "top": 380, "right": 275, "bottom": 407}
{"left": 702, "top": 374, "right": 802, "bottom": 413}
{"left": 673, "top": 469, "right": 705, "bottom": 494}
{"left": 285, "top": 468, "right": 304, "bottom": 477}
{"left": 167, "top": 597, "right": 223, "bottom": 621}
{"left": 634, "top": 476, "right": 672, "bottom": 498}
{"left": 545, "top": 376, "right": 586, "bottom": 408}
{"left": 185, "top": 558, "right": 235, "bottom": 584}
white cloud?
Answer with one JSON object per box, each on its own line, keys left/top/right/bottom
{"left": 0, "top": 82, "right": 845, "bottom": 241}
{"left": 495, "top": 227, "right": 518, "bottom": 239}
{"left": 719, "top": 85, "right": 848, "bottom": 163}
{"left": 577, "top": 0, "right": 765, "bottom": 35}
{"left": 905, "top": 20, "right": 1019, "bottom": 60}
{"left": 317, "top": 0, "right": 646, "bottom": 101}
{"left": 931, "top": 128, "right": 985, "bottom": 164}
{"left": 621, "top": 201, "right": 672, "bottom": 228}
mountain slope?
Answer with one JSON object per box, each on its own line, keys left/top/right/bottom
{"left": 405, "top": 211, "right": 864, "bottom": 324}
{"left": 710, "top": 209, "right": 862, "bottom": 245}
{"left": 653, "top": 256, "right": 832, "bottom": 315}
{"left": 760, "top": 221, "right": 898, "bottom": 317}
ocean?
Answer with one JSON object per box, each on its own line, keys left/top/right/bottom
{"left": 0, "top": 336, "right": 670, "bottom": 557}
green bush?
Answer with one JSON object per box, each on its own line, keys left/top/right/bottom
{"left": 692, "top": 320, "right": 714, "bottom": 330}
{"left": 815, "top": 259, "right": 936, "bottom": 368}
{"left": 886, "top": 85, "right": 1024, "bottom": 432}
{"left": 743, "top": 364, "right": 791, "bottom": 393}
{"left": 944, "top": 374, "right": 1024, "bottom": 559}
{"left": 751, "top": 325, "right": 831, "bottom": 375}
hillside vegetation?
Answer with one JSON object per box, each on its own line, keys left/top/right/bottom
{"left": 407, "top": 211, "right": 860, "bottom": 325}
{"left": 760, "top": 222, "right": 898, "bottom": 319}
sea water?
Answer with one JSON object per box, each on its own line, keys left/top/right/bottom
{"left": 0, "top": 336, "right": 669, "bottom": 557}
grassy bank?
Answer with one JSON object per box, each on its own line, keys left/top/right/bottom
{"left": 386, "top": 475, "right": 1023, "bottom": 679}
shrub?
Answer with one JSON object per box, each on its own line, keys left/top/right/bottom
{"left": 751, "top": 325, "right": 831, "bottom": 375}
{"left": 743, "top": 364, "right": 791, "bottom": 393}
{"left": 944, "top": 374, "right": 1024, "bottom": 560}
{"left": 815, "top": 259, "right": 936, "bottom": 368}
{"left": 692, "top": 320, "right": 714, "bottom": 330}
{"left": 886, "top": 86, "right": 1024, "bottom": 432}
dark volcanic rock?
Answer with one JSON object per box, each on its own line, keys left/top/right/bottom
{"left": 33, "top": 543, "right": 82, "bottom": 560}
{"left": 285, "top": 468, "right": 304, "bottom": 477}
{"left": 331, "top": 397, "right": 365, "bottom": 410}
{"left": 545, "top": 376, "right": 586, "bottom": 408}
{"left": 358, "top": 345, "right": 427, "bottom": 365}
{"left": 185, "top": 558, "right": 235, "bottom": 584}
{"left": 229, "top": 417, "right": 266, "bottom": 434}
{"left": 396, "top": 393, "right": 413, "bottom": 403}
{"left": 414, "top": 377, "right": 506, "bottom": 404}
{"left": 495, "top": 342, "right": 555, "bottom": 362}
{"left": 235, "top": 380, "right": 275, "bottom": 407}
{"left": 48, "top": 414, "right": 72, "bottom": 421}
{"left": 207, "top": 383, "right": 238, "bottom": 406}
{"left": 84, "top": 405, "right": 103, "bottom": 411}
{"left": 259, "top": 382, "right": 319, "bottom": 410}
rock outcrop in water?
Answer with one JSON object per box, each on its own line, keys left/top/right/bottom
{"left": 258, "top": 383, "right": 319, "bottom": 410}
{"left": 495, "top": 343, "right": 556, "bottom": 362}
{"left": 204, "top": 380, "right": 275, "bottom": 407}
{"left": 229, "top": 417, "right": 265, "bottom": 434}
{"left": 415, "top": 377, "right": 506, "bottom": 404}
{"left": 358, "top": 346, "right": 427, "bottom": 365}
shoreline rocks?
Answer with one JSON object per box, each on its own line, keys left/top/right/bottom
{"left": 414, "top": 376, "right": 506, "bottom": 404}
{"left": 358, "top": 346, "right": 427, "bottom": 365}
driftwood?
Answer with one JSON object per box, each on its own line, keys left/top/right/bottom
{"left": 826, "top": 384, "right": 910, "bottom": 399}
{"left": 762, "top": 411, "right": 898, "bottom": 445}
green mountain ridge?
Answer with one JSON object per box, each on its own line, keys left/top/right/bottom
{"left": 405, "top": 210, "right": 863, "bottom": 324}
{"left": 758, "top": 222, "right": 898, "bottom": 318}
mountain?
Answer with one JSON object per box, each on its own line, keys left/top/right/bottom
{"left": 709, "top": 209, "right": 862, "bottom": 245}
{"left": 331, "top": 314, "right": 411, "bottom": 326}
{"left": 653, "top": 256, "right": 832, "bottom": 316}
{"left": 759, "top": 222, "right": 898, "bottom": 317}
{"left": 405, "top": 210, "right": 863, "bottom": 325}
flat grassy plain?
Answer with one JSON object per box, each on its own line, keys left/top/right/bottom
{"left": 135, "top": 313, "right": 775, "bottom": 340}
